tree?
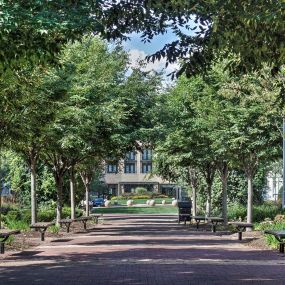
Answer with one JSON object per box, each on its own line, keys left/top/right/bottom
{"left": 41, "top": 37, "right": 130, "bottom": 223}
{"left": 153, "top": 74, "right": 219, "bottom": 216}
{"left": 0, "top": 1, "right": 103, "bottom": 70}
{"left": 0, "top": 65, "right": 62, "bottom": 224}
{"left": 154, "top": 62, "right": 282, "bottom": 222}
{"left": 219, "top": 70, "right": 282, "bottom": 223}
{"left": 99, "top": 1, "right": 285, "bottom": 76}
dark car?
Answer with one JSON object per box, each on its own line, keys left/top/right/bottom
{"left": 92, "top": 198, "right": 104, "bottom": 207}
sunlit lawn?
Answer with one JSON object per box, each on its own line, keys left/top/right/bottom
{"left": 92, "top": 205, "right": 178, "bottom": 214}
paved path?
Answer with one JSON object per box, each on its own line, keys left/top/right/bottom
{"left": 1, "top": 214, "right": 285, "bottom": 285}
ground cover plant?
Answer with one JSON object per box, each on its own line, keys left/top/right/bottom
{"left": 255, "top": 215, "right": 285, "bottom": 250}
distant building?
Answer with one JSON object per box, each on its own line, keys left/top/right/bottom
{"left": 103, "top": 149, "right": 177, "bottom": 197}
{"left": 266, "top": 171, "right": 282, "bottom": 201}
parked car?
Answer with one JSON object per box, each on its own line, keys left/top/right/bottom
{"left": 92, "top": 198, "right": 104, "bottom": 207}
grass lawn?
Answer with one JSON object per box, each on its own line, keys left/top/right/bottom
{"left": 92, "top": 205, "right": 178, "bottom": 214}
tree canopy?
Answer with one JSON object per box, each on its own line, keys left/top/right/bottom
{"left": 0, "top": 1, "right": 103, "bottom": 70}
{"left": 99, "top": 1, "right": 285, "bottom": 76}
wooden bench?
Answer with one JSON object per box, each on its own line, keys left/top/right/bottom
{"left": 207, "top": 217, "right": 224, "bottom": 233}
{"left": 264, "top": 230, "right": 285, "bottom": 253}
{"left": 192, "top": 216, "right": 224, "bottom": 232}
{"left": 59, "top": 219, "right": 73, "bottom": 233}
{"left": 59, "top": 215, "right": 100, "bottom": 233}
{"left": 192, "top": 216, "right": 207, "bottom": 229}
{"left": 0, "top": 229, "right": 20, "bottom": 254}
{"left": 74, "top": 216, "right": 94, "bottom": 231}
{"left": 30, "top": 222, "right": 55, "bottom": 241}
{"left": 228, "top": 222, "right": 253, "bottom": 240}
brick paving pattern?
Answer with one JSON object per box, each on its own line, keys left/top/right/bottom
{"left": 1, "top": 214, "right": 285, "bottom": 285}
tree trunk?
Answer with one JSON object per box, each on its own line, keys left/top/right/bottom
{"left": 203, "top": 163, "right": 215, "bottom": 217}
{"left": 247, "top": 174, "right": 253, "bottom": 227}
{"left": 55, "top": 174, "right": 63, "bottom": 225}
{"left": 206, "top": 184, "right": 212, "bottom": 216}
{"left": 85, "top": 184, "right": 90, "bottom": 217}
{"left": 188, "top": 168, "right": 198, "bottom": 217}
{"left": 192, "top": 186, "right": 197, "bottom": 216}
{"left": 219, "top": 162, "right": 229, "bottom": 225}
{"left": 30, "top": 157, "right": 37, "bottom": 225}
{"left": 70, "top": 167, "right": 76, "bottom": 219}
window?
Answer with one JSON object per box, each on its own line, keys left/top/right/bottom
{"left": 142, "top": 149, "right": 152, "bottom": 160}
{"left": 142, "top": 162, "right": 152, "bottom": 173}
{"left": 107, "top": 164, "right": 117, "bottom": 173}
{"left": 124, "top": 163, "right": 136, "bottom": 173}
{"left": 126, "top": 151, "right": 136, "bottom": 160}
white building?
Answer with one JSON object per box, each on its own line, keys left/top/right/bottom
{"left": 103, "top": 149, "right": 177, "bottom": 197}
{"left": 266, "top": 171, "right": 283, "bottom": 201}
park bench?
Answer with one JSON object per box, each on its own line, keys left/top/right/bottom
{"left": 207, "top": 217, "right": 224, "bottom": 232}
{"left": 59, "top": 215, "right": 100, "bottom": 233}
{"left": 30, "top": 222, "right": 55, "bottom": 241}
{"left": 0, "top": 229, "right": 20, "bottom": 254}
{"left": 264, "top": 230, "right": 285, "bottom": 253}
{"left": 74, "top": 216, "right": 98, "bottom": 230}
{"left": 228, "top": 222, "right": 253, "bottom": 240}
{"left": 177, "top": 201, "right": 192, "bottom": 225}
{"left": 192, "top": 216, "right": 224, "bottom": 232}
{"left": 59, "top": 219, "right": 73, "bottom": 233}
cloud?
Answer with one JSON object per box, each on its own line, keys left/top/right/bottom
{"left": 128, "top": 49, "right": 179, "bottom": 77}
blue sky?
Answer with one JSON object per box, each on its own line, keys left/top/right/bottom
{"left": 122, "top": 31, "right": 180, "bottom": 76}
{"left": 124, "top": 31, "right": 177, "bottom": 54}
{"left": 122, "top": 23, "right": 196, "bottom": 77}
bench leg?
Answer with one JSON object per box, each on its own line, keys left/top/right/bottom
{"left": 279, "top": 243, "right": 284, "bottom": 253}
{"left": 212, "top": 223, "right": 216, "bottom": 233}
{"left": 0, "top": 242, "right": 4, "bottom": 254}
{"left": 196, "top": 221, "right": 200, "bottom": 230}
{"left": 83, "top": 221, "right": 87, "bottom": 230}
{"left": 66, "top": 224, "right": 70, "bottom": 233}
{"left": 238, "top": 231, "right": 242, "bottom": 240}
{"left": 39, "top": 228, "right": 47, "bottom": 241}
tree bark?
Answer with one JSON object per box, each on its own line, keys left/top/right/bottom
{"left": 85, "top": 184, "right": 90, "bottom": 217}
{"left": 205, "top": 184, "right": 212, "bottom": 216}
{"left": 55, "top": 174, "right": 63, "bottom": 225}
{"left": 203, "top": 163, "right": 215, "bottom": 217}
{"left": 247, "top": 173, "right": 253, "bottom": 226}
{"left": 218, "top": 161, "right": 229, "bottom": 225}
{"left": 70, "top": 166, "right": 76, "bottom": 219}
{"left": 30, "top": 157, "right": 37, "bottom": 225}
{"left": 188, "top": 167, "right": 198, "bottom": 216}
{"left": 80, "top": 171, "right": 92, "bottom": 217}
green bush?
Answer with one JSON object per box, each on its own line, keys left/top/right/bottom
{"left": 5, "top": 210, "right": 21, "bottom": 221}
{"left": 48, "top": 225, "right": 60, "bottom": 234}
{"left": 228, "top": 203, "right": 282, "bottom": 222}
{"left": 2, "top": 206, "right": 83, "bottom": 231}
{"left": 253, "top": 204, "right": 281, "bottom": 222}
{"left": 228, "top": 204, "right": 247, "bottom": 221}
{"left": 135, "top": 187, "right": 149, "bottom": 195}
{"left": 37, "top": 209, "right": 55, "bottom": 222}
{"left": 256, "top": 220, "right": 285, "bottom": 249}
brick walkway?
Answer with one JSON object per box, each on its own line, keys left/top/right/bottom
{"left": 1, "top": 214, "right": 285, "bottom": 285}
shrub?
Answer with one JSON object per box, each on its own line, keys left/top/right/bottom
{"left": 228, "top": 204, "right": 247, "bottom": 221}
{"left": 135, "top": 187, "right": 148, "bottom": 195}
{"left": 48, "top": 225, "right": 60, "bottom": 234}
{"left": 37, "top": 209, "right": 55, "bottom": 222}
{"left": 228, "top": 203, "right": 281, "bottom": 223}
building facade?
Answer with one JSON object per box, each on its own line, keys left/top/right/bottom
{"left": 103, "top": 149, "right": 177, "bottom": 197}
